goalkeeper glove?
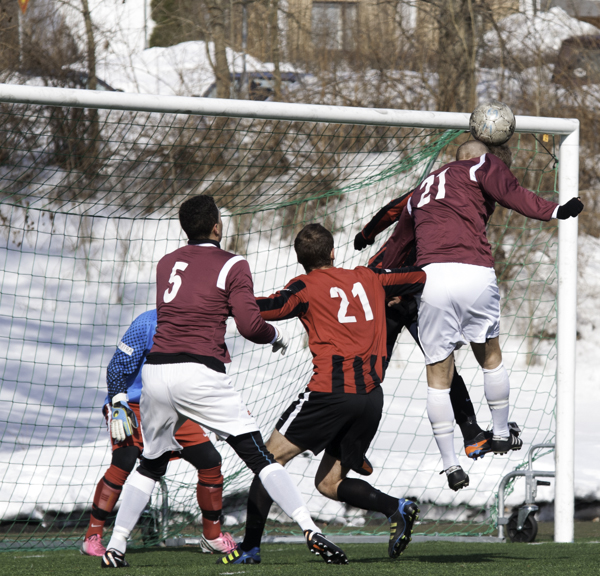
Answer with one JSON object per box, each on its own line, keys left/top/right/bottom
{"left": 354, "top": 231, "right": 372, "bottom": 251}
{"left": 556, "top": 197, "right": 584, "bottom": 219}
{"left": 110, "top": 393, "right": 138, "bottom": 442}
{"left": 271, "top": 327, "right": 289, "bottom": 355}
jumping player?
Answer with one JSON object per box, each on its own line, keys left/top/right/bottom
{"left": 101, "top": 196, "right": 347, "bottom": 568}
{"left": 219, "top": 223, "right": 426, "bottom": 565}
{"left": 81, "top": 309, "right": 235, "bottom": 557}
{"left": 353, "top": 144, "right": 518, "bottom": 489}
{"left": 395, "top": 140, "right": 583, "bottom": 489}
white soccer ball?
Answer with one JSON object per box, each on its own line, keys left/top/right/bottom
{"left": 469, "top": 101, "right": 516, "bottom": 146}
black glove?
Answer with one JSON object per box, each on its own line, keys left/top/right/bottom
{"left": 556, "top": 197, "right": 584, "bottom": 220}
{"left": 354, "top": 232, "right": 371, "bottom": 251}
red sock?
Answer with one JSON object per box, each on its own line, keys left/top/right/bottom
{"left": 197, "top": 466, "right": 224, "bottom": 540}
{"left": 85, "top": 465, "right": 130, "bottom": 539}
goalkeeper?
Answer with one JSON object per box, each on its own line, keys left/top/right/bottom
{"left": 81, "top": 309, "right": 235, "bottom": 557}
{"left": 219, "top": 223, "right": 425, "bottom": 565}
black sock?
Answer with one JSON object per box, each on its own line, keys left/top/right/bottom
{"left": 450, "top": 369, "right": 482, "bottom": 440}
{"left": 241, "top": 475, "right": 273, "bottom": 551}
{"left": 337, "top": 478, "right": 398, "bottom": 518}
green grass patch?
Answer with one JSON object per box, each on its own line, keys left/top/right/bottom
{"left": 4, "top": 539, "right": 600, "bottom": 576}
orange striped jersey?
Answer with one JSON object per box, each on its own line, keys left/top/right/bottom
{"left": 257, "top": 265, "right": 425, "bottom": 394}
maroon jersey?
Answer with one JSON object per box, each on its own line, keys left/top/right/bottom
{"left": 407, "top": 153, "right": 558, "bottom": 267}
{"left": 148, "top": 241, "right": 275, "bottom": 370}
{"left": 257, "top": 266, "right": 425, "bottom": 394}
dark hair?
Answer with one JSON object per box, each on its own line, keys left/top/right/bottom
{"left": 179, "top": 195, "right": 219, "bottom": 240}
{"left": 294, "top": 224, "right": 334, "bottom": 273}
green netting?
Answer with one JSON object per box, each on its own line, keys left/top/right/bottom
{"left": 0, "top": 100, "right": 559, "bottom": 550}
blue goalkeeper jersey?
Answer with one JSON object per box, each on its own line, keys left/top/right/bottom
{"left": 105, "top": 309, "right": 157, "bottom": 404}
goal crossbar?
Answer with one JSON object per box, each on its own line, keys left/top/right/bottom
{"left": 0, "top": 82, "right": 579, "bottom": 543}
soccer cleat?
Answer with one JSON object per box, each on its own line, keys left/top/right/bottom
{"left": 388, "top": 498, "right": 419, "bottom": 559}
{"left": 100, "top": 549, "right": 129, "bottom": 568}
{"left": 490, "top": 422, "right": 523, "bottom": 455}
{"left": 81, "top": 534, "right": 107, "bottom": 557}
{"left": 218, "top": 545, "right": 261, "bottom": 565}
{"left": 443, "top": 465, "right": 470, "bottom": 491}
{"left": 464, "top": 430, "right": 493, "bottom": 460}
{"left": 200, "top": 532, "right": 237, "bottom": 554}
{"left": 305, "top": 530, "right": 348, "bottom": 564}
{"left": 352, "top": 455, "right": 373, "bottom": 476}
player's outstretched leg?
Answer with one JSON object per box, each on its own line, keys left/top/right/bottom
{"left": 334, "top": 474, "right": 418, "bottom": 559}
{"left": 387, "top": 498, "right": 420, "bottom": 559}
{"left": 100, "top": 453, "right": 170, "bottom": 568}
{"left": 227, "top": 431, "right": 348, "bottom": 564}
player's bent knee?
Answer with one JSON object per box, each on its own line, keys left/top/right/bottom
{"left": 137, "top": 451, "right": 171, "bottom": 481}
{"left": 227, "top": 431, "right": 276, "bottom": 475}
{"left": 181, "top": 441, "right": 222, "bottom": 471}
{"left": 111, "top": 445, "right": 141, "bottom": 473}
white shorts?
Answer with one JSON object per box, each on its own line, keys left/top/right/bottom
{"left": 418, "top": 263, "right": 500, "bottom": 365}
{"left": 140, "top": 362, "right": 259, "bottom": 459}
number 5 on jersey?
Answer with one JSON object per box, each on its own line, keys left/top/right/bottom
{"left": 330, "top": 282, "right": 374, "bottom": 324}
{"left": 164, "top": 261, "right": 189, "bottom": 303}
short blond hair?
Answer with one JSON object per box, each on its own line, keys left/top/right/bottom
{"left": 456, "top": 140, "right": 489, "bottom": 161}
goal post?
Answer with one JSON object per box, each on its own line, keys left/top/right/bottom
{"left": 0, "top": 82, "right": 579, "bottom": 547}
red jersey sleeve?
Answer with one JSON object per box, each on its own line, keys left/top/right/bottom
{"left": 256, "top": 278, "right": 309, "bottom": 321}
{"left": 226, "top": 259, "right": 277, "bottom": 344}
{"left": 477, "top": 154, "right": 558, "bottom": 220}
{"left": 380, "top": 207, "right": 416, "bottom": 269}
{"left": 369, "top": 266, "right": 426, "bottom": 298}
{"left": 360, "top": 192, "right": 412, "bottom": 243}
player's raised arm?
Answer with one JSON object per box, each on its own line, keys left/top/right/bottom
{"left": 477, "top": 153, "right": 583, "bottom": 221}
{"left": 256, "top": 279, "right": 308, "bottom": 321}
{"left": 369, "top": 265, "right": 426, "bottom": 299}
{"left": 355, "top": 192, "right": 412, "bottom": 250}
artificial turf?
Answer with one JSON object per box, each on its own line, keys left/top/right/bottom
{"left": 4, "top": 539, "right": 600, "bottom": 576}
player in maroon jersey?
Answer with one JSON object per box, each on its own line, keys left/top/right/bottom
{"left": 220, "top": 224, "right": 425, "bottom": 564}
{"left": 101, "top": 196, "right": 347, "bottom": 568}
{"left": 354, "top": 188, "right": 493, "bottom": 466}
{"left": 400, "top": 139, "right": 583, "bottom": 490}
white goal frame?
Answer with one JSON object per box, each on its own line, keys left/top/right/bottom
{"left": 0, "top": 83, "right": 579, "bottom": 543}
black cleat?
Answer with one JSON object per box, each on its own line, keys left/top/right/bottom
{"left": 305, "top": 530, "right": 348, "bottom": 564}
{"left": 464, "top": 430, "right": 493, "bottom": 460}
{"left": 490, "top": 422, "right": 523, "bottom": 455}
{"left": 101, "top": 549, "right": 129, "bottom": 568}
{"left": 352, "top": 455, "right": 373, "bottom": 476}
{"left": 388, "top": 498, "right": 419, "bottom": 558}
{"left": 442, "top": 465, "right": 470, "bottom": 491}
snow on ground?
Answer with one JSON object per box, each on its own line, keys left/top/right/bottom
{"left": 484, "top": 7, "right": 600, "bottom": 59}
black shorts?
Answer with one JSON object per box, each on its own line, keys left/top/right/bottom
{"left": 275, "top": 386, "right": 384, "bottom": 472}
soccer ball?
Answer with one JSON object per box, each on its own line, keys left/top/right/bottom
{"left": 469, "top": 101, "right": 515, "bottom": 146}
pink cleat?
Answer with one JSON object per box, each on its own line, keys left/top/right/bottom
{"left": 81, "top": 534, "right": 107, "bottom": 557}
{"left": 200, "top": 532, "right": 237, "bottom": 554}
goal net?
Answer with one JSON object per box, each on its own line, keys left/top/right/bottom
{"left": 0, "top": 87, "right": 572, "bottom": 550}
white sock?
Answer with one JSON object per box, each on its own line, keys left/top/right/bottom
{"left": 106, "top": 472, "right": 156, "bottom": 554}
{"left": 259, "top": 463, "right": 319, "bottom": 533}
{"left": 427, "top": 387, "right": 459, "bottom": 470}
{"left": 483, "top": 363, "right": 510, "bottom": 438}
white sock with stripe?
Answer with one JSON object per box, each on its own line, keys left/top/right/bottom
{"left": 259, "top": 463, "right": 319, "bottom": 533}
{"left": 427, "top": 386, "right": 459, "bottom": 470}
{"left": 106, "top": 471, "right": 156, "bottom": 554}
{"left": 483, "top": 363, "right": 510, "bottom": 438}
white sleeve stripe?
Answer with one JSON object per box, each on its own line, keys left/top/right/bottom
{"left": 216, "top": 255, "right": 246, "bottom": 290}
{"left": 407, "top": 197, "right": 413, "bottom": 216}
{"left": 469, "top": 153, "right": 487, "bottom": 182}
